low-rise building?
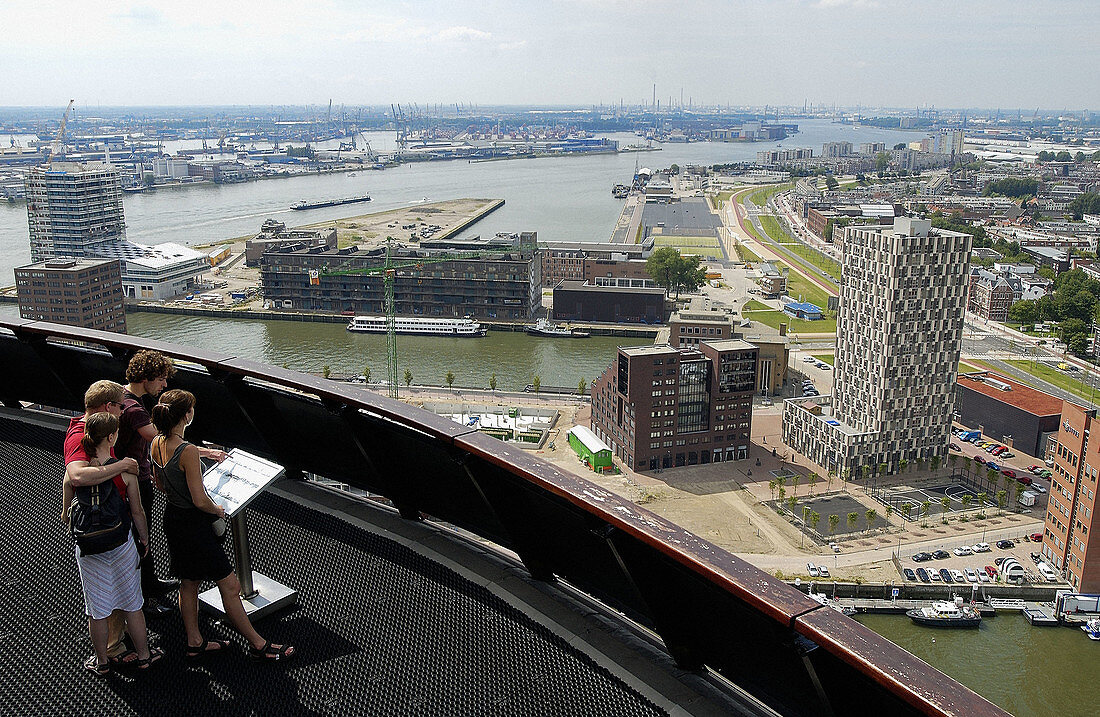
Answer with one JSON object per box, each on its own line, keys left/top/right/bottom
{"left": 15, "top": 257, "right": 126, "bottom": 333}
{"left": 669, "top": 305, "right": 734, "bottom": 348}
{"left": 245, "top": 220, "right": 337, "bottom": 266}
{"left": 552, "top": 281, "right": 666, "bottom": 324}
{"left": 1021, "top": 245, "right": 1071, "bottom": 274}
{"left": 590, "top": 341, "right": 758, "bottom": 470}
{"left": 758, "top": 261, "right": 787, "bottom": 298}
{"left": 968, "top": 268, "right": 1015, "bottom": 322}
{"left": 954, "top": 371, "right": 1063, "bottom": 458}
{"left": 540, "top": 241, "right": 651, "bottom": 286}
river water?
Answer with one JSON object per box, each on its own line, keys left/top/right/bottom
{"left": 856, "top": 614, "right": 1096, "bottom": 717}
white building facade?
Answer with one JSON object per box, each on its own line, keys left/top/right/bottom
{"left": 783, "top": 217, "right": 972, "bottom": 477}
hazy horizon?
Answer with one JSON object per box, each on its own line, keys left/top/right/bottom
{"left": 2, "top": 1, "right": 1097, "bottom": 110}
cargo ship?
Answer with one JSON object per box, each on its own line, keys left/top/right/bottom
{"left": 291, "top": 195, "right": 371, "bottom": 210}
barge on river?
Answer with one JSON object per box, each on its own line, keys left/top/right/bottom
{"left": 292, "top": 195, "right": 371, "bottom": 210}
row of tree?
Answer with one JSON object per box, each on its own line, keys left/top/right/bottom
{"left": 1009, "top": 268, "right": 1100, "bottom": 355}
{"left": 1036, "top": 150, "right": 1100, "bottom": 163}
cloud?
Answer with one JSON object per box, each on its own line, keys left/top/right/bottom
{"left": 498, "top": 40, "right": 528, "bottom": 51}
{"left": 815, "top": 0, "right": 879, "bottom": 8}
{"left": 436, "top": 25, "right": 492, "bottom": 42}
{"left": 114, "top": 5, "right": 165, "bottom": 24}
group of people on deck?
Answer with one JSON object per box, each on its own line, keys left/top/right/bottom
{"left": 64, "top": 350, "right": 294, "bottom": 676}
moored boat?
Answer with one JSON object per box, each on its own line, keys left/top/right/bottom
{"left": 906, "top": 597, "right": 982, "bottom": 628}
{"left": 1082, "top": 617, "right": 1100, "bottom": 640}
{"left": 346, "top": 315, "right": 486, "bottom": 337}
{"left": 292, "top": 195, "right": 371, "bottom": 210}
{"left": 526, "top": 318, "right": 590, "bottom": 338}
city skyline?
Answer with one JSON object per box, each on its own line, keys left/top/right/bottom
{"left": 2, "top": 1, "right": 1097, "bottom": 109}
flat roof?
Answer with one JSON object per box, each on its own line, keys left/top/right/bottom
{"left": 16, "top": 257, "right": 118, "bottom": 271}
{"left": 556, "top": 280, "right": 665, "bottom": 295}
{"left": 956, "top": 371, "right": 1065, "bottom": 416}
{"left": 568, "top": 426, "right": 611, "bottom": 454}
{"left": 701, "top": 338, "right": 757, "bottom": 351}
{"left": 621, "top": 344, "right": 679, "bottom": 357}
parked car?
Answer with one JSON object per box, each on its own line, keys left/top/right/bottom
{"left": 803, "top": 356, "right": 815, "bottom": 363}
{"left": 991, "top": 446, "right": 1008, "bottom": 456}
{"left": 949, "top": 442, "right": 961, "bottom": 451}
{"left": 1001, "top": 452, "right": 1015, "bottom": 458}
{"left": 932, "top": 550, "right": 950, "bottom": 560}
{"left": 974, "top": 456, "right": 986, "bottom": 464}
{"left": 820, "top": 365, "right": 831, "bottom": 371}
{"left": 1033, "top": 485, "right": 1047, "bottom": 494}
{"left": 807, "top": 563, "right": 819, "bottom": 578}
{"left": 939, "top": 568, "right": 953, "bottom": 583}
{"left": 984, "top": 565, "right": 998, "bottom": 578}
{"left": 953, "top": 546, "right": 973, "bottom": 556}
{"left": 1028, "top": 464, "right": 1043, "bottom": 474}
{"left": 972, "top": 543, "right": 991, "bottom": 553}
{"left": 1030, "top": 553, "right": 1042, "bottom": 563}
{"left": 903, "top": 568, "right": 916, "bottom": 581}
{"left": 1030, "top": 533, "right": 1043, "bottom": 542}
{"left": 911, "top": 552, "right": 932, "bottom": 562}
{"left": 995, "top": 539, "right": 1015, "bottom": 549}
{"left": 1001, "top": 469, "right": 1017, "bottom": 479}
{"left": 987, "top": 462, "right": 1001, "bottom": 471}
{"left": 1038, "top": 469, "right": 1052, "bottom": 478}
{"left": 964, "top": 567, "right": 978, "bottom": 582}
{"left": 994, "top": 556, "right": 1006, "bottom": 566}
{"left": 978, "top": 570, "right": 991, "bottom": 583}
{"left": 818, "top": 565, "right": 830, "bottom": 578}
{"left": 951, "top": 569, "right": 965, "bottom": 583}
{"left": 916, "top": 567, "right": 930, "bottom": 583}
{"left": 929, "top": 570, "right": 942, "bottom": 582}
{"left": 1017, "top": 475, "right": 1033, "bottom": 486}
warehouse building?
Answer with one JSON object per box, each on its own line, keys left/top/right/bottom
{"left": 954, "top": 371, "right": 1064, "bottom": 459}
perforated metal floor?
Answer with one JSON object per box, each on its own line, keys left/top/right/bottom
{"left": 0, "top": 415, "right": 667, "bottom": 716}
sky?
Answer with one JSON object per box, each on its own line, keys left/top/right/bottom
{"left": 2, "top": 0, "right": 1097, "bottom": 110}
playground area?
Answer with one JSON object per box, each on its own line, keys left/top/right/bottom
{"left": 424, "top": 401, "right": 559, "bottom": 448}
{"left": 879, "top": 479, "right": 991, "bottom": 521}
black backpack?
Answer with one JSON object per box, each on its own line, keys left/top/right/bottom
{"left": 69, "top": 478, "right": 131, "bottom": 556}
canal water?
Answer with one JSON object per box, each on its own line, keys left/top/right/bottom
{"left": 857, "top": 613, "right": 1096, "bottom": 717}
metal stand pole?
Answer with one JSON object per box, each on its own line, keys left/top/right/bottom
{"left": 231, "top": 512, "right": 258, "bottom": 600}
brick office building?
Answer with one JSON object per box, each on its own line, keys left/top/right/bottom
{"left": 954, "top": 372, "right": 1062, "bottom": 458}
{"left": 590, "top": 340, "right": 758, "bottom": 471}
{"left": 1044, "top": 403, "right": 1100, "bottom": 591}
{"left": 15, "top": 257, "right": 126, "bottom": 333}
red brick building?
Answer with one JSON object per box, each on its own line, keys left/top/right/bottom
{"left": 1045, "top": 402, "right": 1100, "bottom": 591}
{"left": 590, "top": 341, "right": 757, "bottom": 471}
{"left": 15, "top": 257, "right": 126, "bottom": 333}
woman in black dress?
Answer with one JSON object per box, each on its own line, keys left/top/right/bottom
{"left": 150, "top": 389, "right": 294, "bottom": 661}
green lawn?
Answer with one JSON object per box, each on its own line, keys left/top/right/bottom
{"left": 736, "top": 242, "right": 761, "bottom": 263}
{"left": 743, "top": 299, "right": 771, "bottom": 311}
{"left": 759, "top": 215, "right": 843, "bottom": 282}
{"left": 958, "top": 361, "right": 985, "bottom": 374}
{"left": 775, "top": 261, "right": 831, "bottom": 309}
{"left": 812, "top": 353, "right": 835, "bottom": 366}
{"left": 1003, "top": 360, "right": 1100, "bottom": 403}
{"left": 653, "top": 234, "right": 724, "bottom": 260}
{"left": 746, "top": 183, "right": 794, "bottom": 207}
{"left": 741, "top": 308, "right": 838, "bottom": 334}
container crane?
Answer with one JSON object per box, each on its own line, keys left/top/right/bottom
{"left": 47, "top": 99, "right": 76, "bottom": 163}
{"left": 320, "top": 236, "right": 535, "bottom": 399}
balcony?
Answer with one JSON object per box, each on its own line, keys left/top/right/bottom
{"left": 0, "top": 319, "right": 1005, "bottom": 716}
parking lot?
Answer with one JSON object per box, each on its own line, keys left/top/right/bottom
{"left": 899, "top": 535, "right": 1062, "bottom": 587}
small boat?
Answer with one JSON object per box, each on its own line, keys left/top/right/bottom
{"left": 347, "top": 315, "right": 486, "bottom": 337}
{"left": 1082, "top": 618, "right": 1100, "bottom": 640}
{"left": 526, "top": 318, "right": 590, "bottom": 338}
{"left": 906, "top": 597, "right": 982, "bottom": 628}
{"left": 808, "top": 591, "right": 855, "bottom": 616}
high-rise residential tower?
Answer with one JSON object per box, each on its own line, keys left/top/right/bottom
{"left": 24, "top": 162, "right": 208, "bottom": 300}
{"left": 783, "top": 217, "right": 972, "bottom": 477}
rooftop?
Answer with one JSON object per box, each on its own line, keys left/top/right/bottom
{"left": 956, "top": 371, "right": 1067, "bottom": 416}
{"left": 555, "top": 281, "right": 666, "bottom": 296}
{"left": 700, "top": 338, "right": 758, "bottom": 352}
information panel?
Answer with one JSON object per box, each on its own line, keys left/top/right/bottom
{"left": 202, "top": 448, "right": 285, "bottom": 517}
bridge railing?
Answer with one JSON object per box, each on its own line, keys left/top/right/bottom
{"left": 0, "top": 319, "right": 1005, "bottom": 716}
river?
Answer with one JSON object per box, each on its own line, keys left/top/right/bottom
{"left": 856, "top": 613, "right": 1096, "bottom": 717}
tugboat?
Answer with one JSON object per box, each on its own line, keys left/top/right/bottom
{"left": 1082, "top": 617, "right": 1100, "bottom": 640}
{"left": 526, "top": 318, "right": 590, "bottom": 338}
{"left": 906, "top": 596, "right": 982, "bottom": 628}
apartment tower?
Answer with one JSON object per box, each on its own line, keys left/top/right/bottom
{"left": 26, "top": 162, "right": 126, "bottom": 262}
{"left": 783, "top": 217, "right": 972, "bottom": 477}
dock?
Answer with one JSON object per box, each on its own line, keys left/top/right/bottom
{"left": 1022, "top": 602, "right": 1060, "bottom": 626}
{"left": 822, "top": 596, "right": 996, "bottom": 616}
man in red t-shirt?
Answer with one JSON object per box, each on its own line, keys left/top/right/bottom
{"left": 63, "top": 380, "right": 140, "bottom": 666}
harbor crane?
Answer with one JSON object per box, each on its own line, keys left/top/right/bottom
{"left": 320, "top": 235, "right": 535, "bottom": 399}
{"left": 47, "top": 99, "right": 76, "bottom": 163}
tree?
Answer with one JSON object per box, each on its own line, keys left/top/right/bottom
{"left": 669, "top": 163, "right": 680, "bottom": 175}
{"left": 961, "top": 494, "right": 972, "bottom": 511}
{"left": 847, "top": 512, "right": 859, "bottom": 533}
{"left": 808, "top": 472, "right": 819, "bottom": 495}
{"left": 532, "top": 375, "right": 541, "bottom": 396}
{"left": 445, "top": 370, "right": 455, "bottom": 390}
{"left": 1056, "top": 150, "right": 1073, "bottom": 163}
{"left": 988, "top": 468, "right": 999, "bottom": 493}
{"left": 866, "top": 509, "right": 877, "bottom": 530}
{"left": 885, "top": 504, "right": 893, "bottom": 521}
{"left": 578, "top": 378, "right": 587, "bottom": 395}
{"left": 810, "top": 511, "right": 821, "bottom": 535}
{"left": 921, "top": 500, "right": 931, "bottom": 523}
{"left": 322, "top": 365, "right": 331, "bottom": 379}
{"left": 1068, "top": 192, "right": 1100, "bottom": 220}
{"left": 875, "top": 151, "right": 890, "bottom": 175}
{"left": 792, "top": 473, "right": 800, "bottom": 496}
{"left": 1008, "top": 300, "right": 1040, "bottom": 326}
{"left": 899, "top": 458, "right": 909, "bottom": 474}
{"left": 404, "top": 368, "right": 413, "bottom": 387}
{"left": 645, "top": 247, "right": 707, "bottom": 299}
{"left": 892, "top": 142, "right": 906, "bottom": 150}
{"left": 982, "top": 177, "right": 1039, "bottom": 198}
{"left": 861, "top": 465, "right": 870, "bottom": 482}
{"left": 877, "top": 462, "right": 888, "bottom": 478}
{"left": 977, "top": 492, "right": 987, "bottom": 511}
{"left": 996, "top": 490, "right": 1007, "bottom": 513}
{"left": 825, "top": 175, "right": 839, "bottom": 191}
{"left": 902, "top": 501, "right": 914, "bottom": 521}
{"left": 962, "top": 456, "right": 972, "bottom": 478}
{"left": 768, "top": 480, "right": 778, "bottom": 501}
{"left": 828, "top": 514, "right": 840, "bottom": 535}
{"left": 363, "top": 365, "right": 371, "bottom": 384}
{"left": 948, "top": 454, "right": 957, "bottom": 474}
{"left": 940, "top": 495, "right": 952, "bottom": 523}
{"left": 787, "top": 496, "right": 798, "bottom": 513}
{"left": 489, "top": 373, "right": 497, "bottom": 391}
{"left": 827, "top": 468, "right": 836, "bottom": 490}
{"left": 930, "top": 455, "right": 941, "bottom": 474}
{"left": 143, "top": 171, "right": 156, "bottom": 186}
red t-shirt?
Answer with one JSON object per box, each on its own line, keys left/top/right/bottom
{"left": 64, "top": 415, "right": 125, "bottom": 497}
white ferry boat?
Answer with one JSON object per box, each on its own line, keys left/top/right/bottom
{"left": 346, "top": 316, "right": 487, "bottom": 337}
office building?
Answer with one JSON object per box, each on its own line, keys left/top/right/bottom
{"left": 1045, "top": 403, "right": 1100, "bottom": 590}
{"left": 668, "top": 305, "right": 734, "bottom": 348}
{"left": 260, "top": 243, "right": 541, "bottom": 320}
{"left": 783, "top": 218, "right": 972, "bottom": 477}
{"left": 24, "top": 162, "right": 207, "bottom": 300}
{"left": 859, "top": 142, "right": 886, "bottom": 155}
{"left": 821, "top": 142, "right": 853, "bottom": 158}
{"left": 590, "top": 340, "right": 758, "bottom": 470}
{"left": 15, "top": 257, "right": 126, "bottom": 333}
